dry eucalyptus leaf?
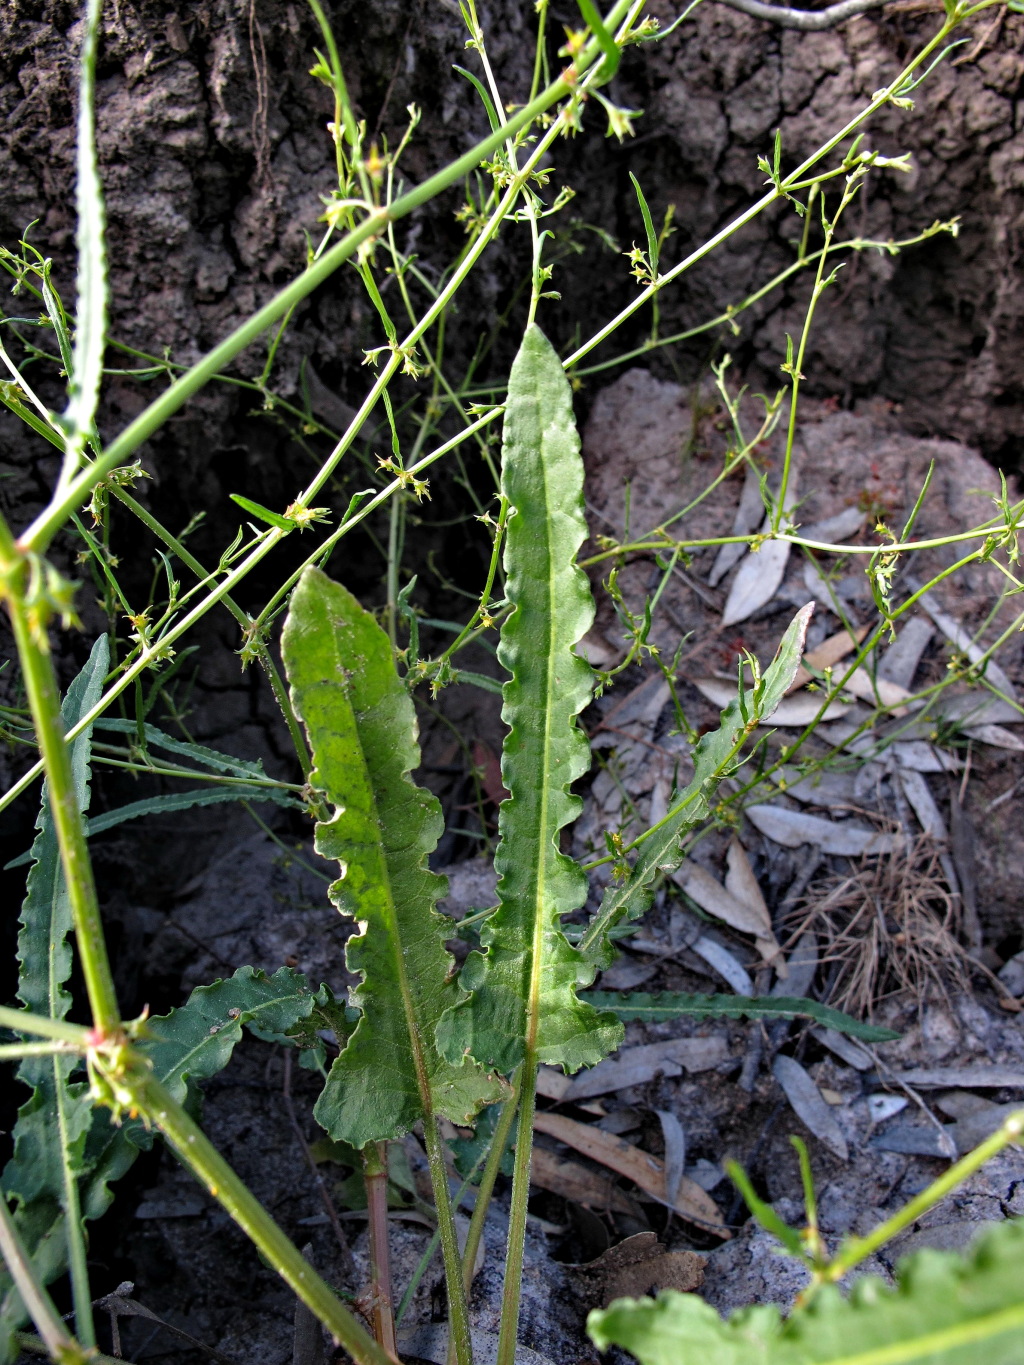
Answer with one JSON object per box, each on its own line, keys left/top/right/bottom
{"left": 688, "top": 677, "right": 848, "bottom": 724}
{"left": 771, "top": 930, "right": 818, "bottom": 1000}
{"left": 878, "top": 617, "right": 934, "bottom": 689}
{"left": 867, "top": 1094, "right": 909, "bottom": 1123}
{"left": 840, "top": 667, "right": 913, "bottom": 714}
{"left": 898, "top": 768, "right": 948, "bottom": 841}
{"left": 907, "top": 582, "right": 1017, "bottom": 700}
{"left": 691, "top": 935, "right": 754, "bottom": 996}
{"left": 709, "top": 464, "right": 766, "bottom": 588}
{"left": 892, "top": 740, "right": 962, "bottom": 773}
{"left": 721, "top": 538, "right": 793, "bottom": 627}
{"left": 787, "top": 624, "right": 870, "bottom": 692}
{"left": 724, "top": 837, "right": 780, "bottom": 963}
{"left": 529, "top": 1146, "right": 638, "bottom": 1216}
{"left": 533, "top": 1110, "right": 730, "bottom": 1237}
{"left": 564, "top": 1036, "right": 730, "bottom": 1102}
{"left": 570, "top": 1232, "right": 705, "bottom": 1308}
{"left": 798, "top": 506, "right": 866, "bottom": 544}
{"left": 674, "top": 860, "right": 773, "bottom": 940}
{"left": 811, "top": 1026, "right": 872, "bottom": 1072}
{"left": 893, "top": 1065, "right": 1024, "bottom": 1089}
{"left": 654, "top": 1110, "right": 687, "bottom": 1209}
{"left": 962, "top": 722, "right": 1024, "bottom": 752}
{"left": 745, "top": 804, "right": 900, "bottom": 856}
{"left": 772, "top": 1054, "right": 849, "bottom": 1161}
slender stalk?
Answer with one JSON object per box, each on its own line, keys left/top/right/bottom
{"left": 422, "top": 1113, "right": 475, "bottom": 1365}
{"left": 111, "top": 487, "right": 313, "bottom": 778}
{"left": 363, "top": 1143, "right": 399, "bottom": 1361}
{"left": 495, "top": 1051, "right": 539, "bottom": 1365}
{"left": 55, "top": 1065, "right": 95, "bottom": 1348}
{"left": 0, "top": 1193, "right": 91, "bottom": 1365}
{"left": 460, "top": 1091, "right": 520, "bottom": 1299}
{"left": 0, "top": 517, "right": 121, "bottom": 1039}
{"left": 0, "top": 1005, "right": 88, "bottom": 1044}
{"left": 821, "top": 1109, "right": 1024, "bottom": 1285}
{"left": 132, "top": 1070, "right": 395, "bottom": 1365}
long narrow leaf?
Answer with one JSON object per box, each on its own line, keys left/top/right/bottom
{"left": 63, "top": 0, "right": 107, "bottom": 448}
{"left": 581, "top": 991, "right": 899, "bottom": 1042}
{"left": 92, "top": 719, "right": 272, "bottom": 780}
{"left": 578, "top": 603, "right": 814, "bottom": 969}
{"left": 282, "top": 566, "right": 501, "bottom": 1148}
{"left": 438, "top": 326, "right": 622, "bottom": 1076}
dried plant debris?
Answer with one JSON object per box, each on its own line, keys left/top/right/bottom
{"left": 784, "top": 837, "right": 973, "bottom": 1019}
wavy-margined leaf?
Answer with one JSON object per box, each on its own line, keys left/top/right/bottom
{"left": 577, "top": 603, "right": 814, "bottom": 970}
{"left": 92, "top": 718, "right": 275, "bottom": 779}
{"left": 281, "top": 566, "right": 501, "bottom": 1147}
{"left": 581, "top": 992, "right": 898, "bottom": 1042}
{"left": 438, "top": 326, "right": 622, "bottom": 1076}
{"left": 0, "top": 956, "right": 321, "bottom": 1349}
{"left": 1, "top": 636, "right": 108, "bottom": 1354}
{"left": 588, "top": 1216, "right": 1024, "bottom": 1365}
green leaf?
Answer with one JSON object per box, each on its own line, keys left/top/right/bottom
{"left": 281, "top": 566, "right": 501, "bottom": 1147}
{"left": 438, "top": 325, "right": 622, "bottom": 1076}
{"left": 1, "top": 636, "right": 108, "bottom": 1348}
{"left": 577, "top": 604, "right": 814, "bottom": 969}
{"left": 630, "top": 172, "right": 659, "bottom": 276}
{"left": 5, "top": 784, "right": 300, "bottom": 868}
{"left": 588, "top": 1217, "right": 1024, "bottom": 1365}
{"left": 582, "top": 991, "right": 899, "bottom": 1042}
{"left": 0, "top": 953, "right": 320, "bottom": 1346}
{"left": 453, "top": 65, "right": 501, "bottom": 133}
{"left": 230, "top": 492, "right": 296, "bottom": 531}
{"left": 577, "top": 0, "right": 621, "bottom": 80}
{"left": 92, "top": 718, "right": 273, "bottom": 779}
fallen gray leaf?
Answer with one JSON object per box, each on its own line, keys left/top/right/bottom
{"left": 565, "top": 1037, "right": 730, "bottom": 1102}
{"left": 962, "top": 722, "right": 1024, "bottom": 752}
{"left": 709, "top": 464, "right": 765, "bottom": 587}
{"left": 720, "top": 471, "right": 800, "bottom": 626}
{"left": 840, "top": 667, "right": 913, "bottom": 713}
{"left": 773, "top": 766, "right": 860, "bottom": 809}
{"left": 772, "top": 931, "right": 818, "bottom": 1000}
{"left": 892, "top": 740, "right": 962, "bottom": 773}
{"left": 721, "top": 538, "right": 793, "bottom": 627}
{"left": 867, "top": 1094, "right": 909, "bottom": 1122}
{"left": 812, "top": 1026, "right": 872, "bottom": 1072}
{"left": 894, "top": 1066, "right": 1024, "bottom": 1089}
{"left": 599, "top": 956, "right": 659, "bottom": 992}
{"left": 898, "top": 768, "right": 947, "bottom": 841}
{"left": 933, "top": 691, "right": 1023, "bottom": 727}
{"left": 674, "top": 860, "right": 774, "bottom": 940}
{"left": 868, "top": 1123, "right": 955, "bottom": 1159}
{"left": 907, "top": 581, "right": 1017, "bottom": 700}
{"left": 772, "top": 1054, "right": 849, "bottom": 1160}
{"left": 655, "top": 1110, "right": 687, "bottom": 1208}
{"left": 877, "top": 617, "right": 934, "bottom": 690}
{"left": 746, "top": 805, "right": 899, "bottom": 855}
{"left": 998, "top": 951, "right": 1024, "bottom": 998}
{"left": 688, "top": 677, "right": 847, "bottom": 724}
{"left": 798, "top": 506, "right": 866, "bottom": 544}
{"left": 691, "top": 935, "right": 754, "bottom": 996}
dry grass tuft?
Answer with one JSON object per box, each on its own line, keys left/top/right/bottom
{"left": 785, "top": 837, "right": 975, "bottom": 1019}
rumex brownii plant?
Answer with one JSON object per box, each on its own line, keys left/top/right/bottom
{"left": 1, "top": 1, "right": 1024, "bottom": 1363}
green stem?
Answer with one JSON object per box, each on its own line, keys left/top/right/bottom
{"left": 495, "top": 1049, "right": 539, "bottom": 1365}
{"left": 18, "top": 1, "right": 635, "bottom": 556}
{"left": 54, "top": 1063, "right": 95, "bottom": 1348}
{"left": 134, "top": 1071, "right": 395, "bottom": 1365}
{"left": 0, "top": 1005, "right": 89, "bottom": 1045}
{"left": 0, "top": 519, "right": 121, "bottom": 1039}
{"left": 422, "top": 1112, "right": 475, "bottom": 1365}
{"left": 461, "top": 1090, "right": 520, "bottom": 1299}
{"left": 0, "top": 1192, "right": 92, "bottom": 1365}
{"left": 822, "top": 1109, "right": 1024, "bottom": 1285}
{"left": 111, "top": 487, "right": 313, "bottom": 779}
